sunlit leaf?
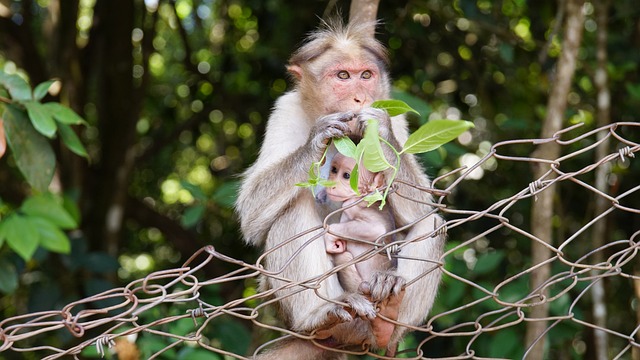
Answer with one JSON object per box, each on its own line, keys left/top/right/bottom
{"left": 402, "top": 119, "right": 474, "bottom": 154}
{"left": 333, "top": 137, "right": 357, "bottom": 158}
{"left": 0, "top": 71, "right": 32, "bottom": 101}
{"left": 0, "top": 259, "right": 19, "bottom": 294}
{"left": 372, "top": 99, "right": 419, "bottom": 117}
{"left": 2, "top": 105, "right": 55, "bottom": 192}
{"left": 350, "top": 162, "right": 360, "bottom": 195}
{"left": 391, "top": 89, "right": 431, "bottom": 120}
{"left": 58, "top": 123, "right": 88, "bottom": 158}
{"left": 295, "top": 181, "right": 314, "bottom": 188}
{"left": 364, "top": 190, "right": 383, "bottom": 206}
{"left": 0, "top": 118, "right": 6, "bottom": 159}
{"left": 180, "top": 180, "right": 207, "bottom": 200}
{"left": 3, "top": 214, "right": 40, "bottom": 261}
{"left": 33, "top": 80, "right": 55, "bottom": 101}
{"left": 24, "top": 100, "right": 57, "bottom": 138}
{"left": 31, "top": 217, "right": 71, "bottom": 254}
{"left": 21, "top": 193, "right": 78, "bottom": 229}
{"left": 317, "top": 179, "right": 336, "bottom": 188}
{"left": 359, "top": 119, "right": 392, "bottom": 172}
{"left": 42, "top": 102, "right": 87, "bottom": 125}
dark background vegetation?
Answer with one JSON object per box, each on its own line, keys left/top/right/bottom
{"left": 0, "top": 0, "right": 638, "bottom": 358}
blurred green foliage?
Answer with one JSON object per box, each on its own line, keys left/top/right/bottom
{"left": 0, "top": 0, "right": 638, "bottom": 358}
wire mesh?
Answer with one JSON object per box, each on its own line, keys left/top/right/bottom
{"left": 0, "top": 122, "right": 638, "bottom": 359}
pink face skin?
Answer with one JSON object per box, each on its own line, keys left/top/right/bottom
{"left": 318, "top": 57, "right": 381, "bottom": 114}
{"left": 325, "top": 154, "right": 358, "bottom": 203}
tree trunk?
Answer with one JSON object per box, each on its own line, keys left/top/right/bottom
{"left": 86, "top": 0, "right": 137, "bottom": 257}
{"left": 349, "top": 0, "right": 379, "bottom": 37}
{"left": 591, "top": 1, "right": 612, "bottom": 359}
{"left": 525, "top": 0, "right": 585, "bottom": 358}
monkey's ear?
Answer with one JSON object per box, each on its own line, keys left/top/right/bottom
{"left": 372, "top": 172, "right": 385, "bottom": 189}
{"left": 286, "top": 64, "right": 303, "bottom": 81}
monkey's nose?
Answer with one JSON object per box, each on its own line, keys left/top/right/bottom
{"left": 353, "top": 93, "right": 367, "bottom": 105}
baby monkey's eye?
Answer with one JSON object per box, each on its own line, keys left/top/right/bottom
{"left": 343, "top": 172, "right": 350, "bottom": 180}
{"left": 331, "top": 166, "right": 338, "bottom": 173}
{"left": 337, "top": 70, "right": 350, "bottom": 79}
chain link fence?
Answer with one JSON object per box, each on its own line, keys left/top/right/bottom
{"left": 0, "top": 122, "right": 638, "bottom": 359}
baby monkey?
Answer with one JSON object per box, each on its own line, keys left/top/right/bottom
{"left": 322, "top": 152, "right": 396, "bottom": 291}
{"left": 320, "top": 151, "right": 402, "bottom": 348}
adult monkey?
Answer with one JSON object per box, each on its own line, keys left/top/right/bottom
{"left": 236, "top": 18, "right": 444, "bottom": 359}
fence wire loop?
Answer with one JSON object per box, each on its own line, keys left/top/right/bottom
{"left": 0, "top": 122, "right": 639, "bottom": 359}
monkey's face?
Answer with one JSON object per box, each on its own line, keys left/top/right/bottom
{"left": 321, "top": 63, "right": 381, "bottom": 113}
{"left": 326, "top": 155, "right": 357, "bottom": 202}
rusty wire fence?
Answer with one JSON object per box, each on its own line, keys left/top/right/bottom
{"left": 0, "top": 122, "right": 639, "bottom": 359}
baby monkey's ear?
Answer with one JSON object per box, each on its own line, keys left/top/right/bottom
{"left": 371, "top": 172, "right": 385, "bottom": 191}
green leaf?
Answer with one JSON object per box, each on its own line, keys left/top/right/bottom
{"left": 333, "top": 137, "right": 357, "bottom": 158}
{"left": 24, "top": 100, "right": 57, "bottom": 138}
{"left": 0, "top": 259, "right": 19, "bottom": 294}
{"left": 215, "top": 319, "right": 251, "bottom": 354}
{"left": 372, "top": 99, "right": 419, "bottom": 117}
{"left": 363, "top": 190, "right": 383, "bottom": 206}
{"left": 350, "top": 162, "right": 360, "bottom": 194}
{"left": 33, "top": 80, "right": 55, "bottom": 101}
{"left": 21, "top": 193, "right": 78, "bottom": 229}
{"left": 0, "top": 71, "right": 32, "bottom": 101}
{"left": 58, "top": 123, "right": 89, "bottom": 158}
{"left": 3, "top": 214, "right": 40, "bottom": 261}
{"left": 402, "top": 119, "right": 474, "bottom": 154}
{"left": 0, "top": 118, "right": 6, "bottom": 159}
{"left": 317, "top": 179, "right": 336, "bottom": 188}
{"left": 295, "top": 181, "right": 314, "bottom": 188}
{"left": 182, "top": 204, "right": 206, "bottom": 228}
{"left": 212, "top": 181, "right": 239, "bottom": 208}
{"left": 473, "top": 251, "right": 505, "bottom": 275}
{"left": 180, "top": 181, "right": 207, "bottom": 200}
{"left": 3, "top": 105, "right": 56, "bottom": 192}
{"left": 42, "top": 102, "right": 87, "bottom": 125}
{"left": 391, "top": 89, "right": 432, "bottom": 120}
{"left": 359, "top": 120, "right": 392, "bottom": 172}
{"left": 31, "top": 217, "right": 71, "bottom": 254}
{"left": 177, "top": 348, "right": 222, "bottom": 360}
{"left": 62, "top": 195, "right": 82, "bottom": 225}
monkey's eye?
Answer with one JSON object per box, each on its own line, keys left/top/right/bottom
{"left": 343, "top": 172, "right": 350, "bottom": 180}
{"left": 337, "top": 70, "right": 350, "bottom": 80}
{"left": 331, "top": 166, "right": 338, "bottom": 174}
{"left": 361, "top": 70, "right": 372, "bottom": 79}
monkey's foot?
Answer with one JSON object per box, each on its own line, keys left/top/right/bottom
{"left": 312, "top": 293, "right": 375, "bottom": 340}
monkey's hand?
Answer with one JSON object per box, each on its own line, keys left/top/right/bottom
{"left": 310, "top": 112, "right": 356, "bottom": 153}
{"left": 359, "top": 270, "right": 405, "bottom": 302}
{"left": 354, "top": 107, "right": 392, "bottom": 139}
{"left": 359, "top": 271, "right": 406, "bottom": 349}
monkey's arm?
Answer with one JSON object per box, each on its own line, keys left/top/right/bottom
{"left": 236, "top": 92, "right": 353, "bottom": 246}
